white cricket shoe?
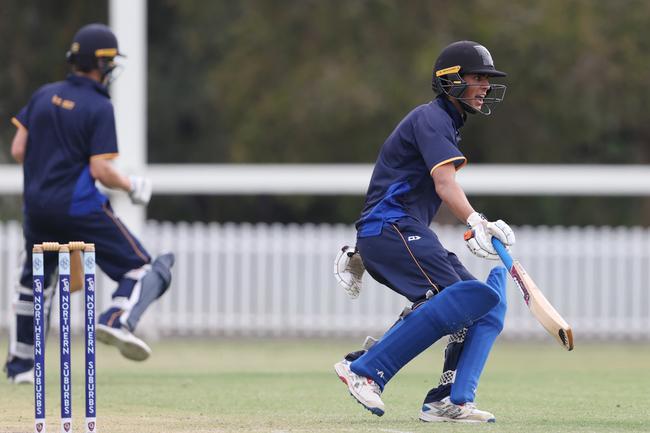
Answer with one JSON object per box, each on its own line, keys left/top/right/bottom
{"left": 334, "top": 360, "right": 385, "bottom": 416}
{"left": 96, "top": 324, "right": 152, "bottom": 361}
{"left": 419, "top": 396, "right": 496, "bottom": 423}
{"left": 8, "top": 368, "right": 34, "bottom": 385}
{"left": 333, "top": 245, "right": 365, "bottom": 299}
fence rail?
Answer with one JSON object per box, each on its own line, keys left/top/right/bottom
{"left": 0, "top": 221, "right": 648, "bottom": 341}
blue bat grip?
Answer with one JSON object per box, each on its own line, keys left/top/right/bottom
{"left": 491, "top": 237, "right": 513, "bottom": 270}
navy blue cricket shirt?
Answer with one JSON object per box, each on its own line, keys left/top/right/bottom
{"left": 357, "top": 96, "right": 467, "bottom": 237}
{"left": 12, "top": 74, "right": 119, "bottom": 216}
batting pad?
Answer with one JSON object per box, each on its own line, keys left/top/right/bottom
{"left": 350, "top": 278, "right": 501, "bottom": 390}
{"left": 450, "top": 266, "right": 507, "bottom": 404}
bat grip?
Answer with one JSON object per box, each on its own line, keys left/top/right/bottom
{"left": 491, "top": 237, "right": 514, "bottom": 270}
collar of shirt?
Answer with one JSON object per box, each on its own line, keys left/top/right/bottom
{"left": 436, "top": 96, "right": 465, "bottom": 131}
{"left": 66, "top": 73, "right": 110, "bottom": 98}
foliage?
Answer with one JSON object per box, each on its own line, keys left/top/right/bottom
{"left": 148, "top": 0, "right": 650, "bottom": 165}
{"left": 4, "top": 1, "right": 650, "bottom": 223}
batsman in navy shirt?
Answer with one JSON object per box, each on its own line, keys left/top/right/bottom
{"left": 334, "top": 41, "right": 517, "bottom": 422}
{"left": 6, "top": 24, "right": 174, "bottom": 383}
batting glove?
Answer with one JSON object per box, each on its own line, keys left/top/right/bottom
{"left": 128, "top": 175, "right": 152, "bottom": 206}
{"left": 464, "top": 212, "right": 515, "bottom": 260}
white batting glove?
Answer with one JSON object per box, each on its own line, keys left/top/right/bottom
{"left": 464, "top": 212, "right": 515, "bottom": 260}
{"left": 334, "top": 245, "right": 365, "bottom": 299}
{"left": 128, "top": 175, "right": 152, "bottom": 206}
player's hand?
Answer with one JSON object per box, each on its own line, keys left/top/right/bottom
{"left": 334, "top": 245, "right": 365, "bottom": 299}
{"left": 128, "top": 175, "right": 152, "bottom": 206}
{"left": 464, "top": 212, "right": 515, "bottom": 260}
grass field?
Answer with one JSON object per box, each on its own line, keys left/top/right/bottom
{"left": 0, "top": 337, "right": 648, "bottom": 433}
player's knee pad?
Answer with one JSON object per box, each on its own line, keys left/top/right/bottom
{"left": 101, "top": 266, "right": 148, "bottom": 329}
{"left": 420, "top": 279, "right": 500, "bottom": 334}
{"left": 105, "top": 253, "right": 174, "bottom": 331}
{"left": 381, "top": 279, "right": 500, "bottom": 343}
{"left": 350, "top": 280, "right": 499, "bottom": 389}
{"left": 124, "top": 253, "right": 174, "bottom": 331}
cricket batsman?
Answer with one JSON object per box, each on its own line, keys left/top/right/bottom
{"left": 5, "top": 23, "right": 174, "bottom": 383}
{"left": 334, "top": 40, "right": 515, "bottom": 422}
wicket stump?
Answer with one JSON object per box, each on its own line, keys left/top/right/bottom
{"left": 33, "top": 242, "right": 97, "bottom": 433}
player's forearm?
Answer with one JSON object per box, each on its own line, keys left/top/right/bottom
{"left": 95, "top": 169, "right": 131, "bottom": 192}
{"left": 435, "top": 181, "right": 475, "bottom": 223}
{"left": 90, "top": 160, "right": 131, "bottom": 192}
{"left": 11, "top": 128, "right": 27, "bottom": 164}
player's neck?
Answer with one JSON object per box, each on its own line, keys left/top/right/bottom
{"left": 73, "top": 70, "right": 102, "bottom": 83}
{"left": 449, "top": 97, "right": 464, "bottom": 115}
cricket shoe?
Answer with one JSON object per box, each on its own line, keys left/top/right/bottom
{"left": 334, "top": 359, "right": 385, "bottom": 416}
{"left": 5, "top": 357, "right": 34, "bottom": 385}
{"left": 9, "top": 368, "right": 34, "bottom": 385}
{"left": 96, "top": 308, "right": 151, "bottom": 361}
{"left": 419, "top": 396, "right": 495, "bottom": 423}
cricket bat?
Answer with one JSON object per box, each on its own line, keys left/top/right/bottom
{"left": 491, "top": 238, "right": 574, "bottom": 351}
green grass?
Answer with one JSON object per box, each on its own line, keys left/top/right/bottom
{"left": 0, "top": 337, "right": 649, "bottom": 432}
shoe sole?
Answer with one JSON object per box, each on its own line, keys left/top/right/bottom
{"left": 96, "top": 324, "right": 151, "bottom": 361}
{"left": 419, "top": 413, "right": 495, "bottom": 423}
{"left": 334, "top": 363, "right": 384, "bottom": 417}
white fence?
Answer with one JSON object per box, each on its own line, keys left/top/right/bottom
{"left": 0, "top": 221, "right": 648, "bottom": 341}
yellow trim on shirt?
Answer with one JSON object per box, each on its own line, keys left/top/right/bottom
{"left": 429, "top": 156, "right": 467, "bottom": 176}
{"left": 90, "top": 152, "right": 119, "bottom": 161}
{"left": 11, "top": 117, "right": 26, "bottom": 130}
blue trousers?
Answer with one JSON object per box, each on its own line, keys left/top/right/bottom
{"left": 353, "top": 218, "right": 506, "bottom": 402}
{"left": 20, "top": 201, "right": 151, "bottom": 288}
{"left": 11, "top": 202, "right": 152, "bottom": 358}
{"left": 357, "top": 217, "right": 475, "bottom": 302}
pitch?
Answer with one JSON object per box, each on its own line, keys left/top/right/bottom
{"left": 0, "top": 337, "right": 648, "bottom": 432}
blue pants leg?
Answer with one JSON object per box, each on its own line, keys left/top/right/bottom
{"left": 450, "top": 266, "right": 507, "bottom": 404}
{"left": 350, "top": 278, "right": 501, "bottom": 390}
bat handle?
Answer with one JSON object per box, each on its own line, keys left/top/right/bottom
{"left": 491, "top": 237, "right": 514, "bottom": 270}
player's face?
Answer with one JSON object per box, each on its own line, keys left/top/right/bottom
{"left": 462, "top": 74, "right": 491, "bottom": 111}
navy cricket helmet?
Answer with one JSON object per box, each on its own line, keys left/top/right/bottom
{"left": 66, "top": 23, "right": 123, "bottom": 81}
{"left": 432, "top": 40, "right": 507, "bottom": 115}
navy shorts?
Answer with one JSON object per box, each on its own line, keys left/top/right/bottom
{"left": 20, "top": 201, "right": 151, "bottom": 287}
{"left": 357, "top": 217, "right": 475, "bottom": 303}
